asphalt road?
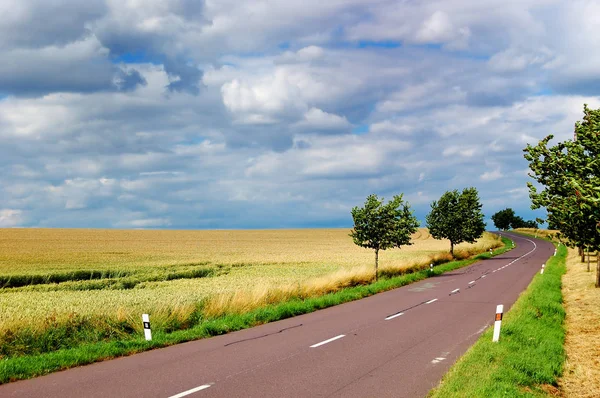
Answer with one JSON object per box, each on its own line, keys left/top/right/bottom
{"left": 1, "top": 232, "right": 554, "bottom": 398}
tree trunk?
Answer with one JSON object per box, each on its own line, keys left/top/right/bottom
{"left": 579, "top": 246, "right": 585, "bottom": 263}
{"left": 450, "top": 241, "right": 454, "bottom": 257}
{"left": 588, "top": 246, "right": 591, "bottom": 272}
{"left": 596, "top": 252, "right": 600, "bottom": 288}
{"left": 374, "top": 249, "right": 379, "bottom": 282}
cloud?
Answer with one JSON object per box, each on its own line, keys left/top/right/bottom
{"left": 415, "top": 11, "right": 471, "bottom": 49}
{"left": 1, "top": 0, "right": 600, "bottom": 229}
{"left": 0, "top": 209, "right": 23, "bottom": 227}
{"left": 0, "top": 0, "right": 106, "bottom": 49}
{"left": 221, "top": 69, "right": 307, "bottom": 124}
{"left": 294, "top": 108, "right": 352, "bottom": 131}
{"left": 116, "top": 217, "right": 172, "bottom": 228}
{"left": 480, "top": 168, "right": 503, "bottom": 181}
{"left": 115, "top": 68, "right": 148, "bottom": 91}
{"left": 488, "top": 47, "right": 554, "bottom": 73}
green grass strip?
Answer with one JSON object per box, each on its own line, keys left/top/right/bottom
{"left": 429, "top": 243, "right": 567, "bottom": 398}
{"left": 0, "top": 237, "right": 513, "bottom": 384}
{"left": 0, "top": 265, "right": 216, "bottom": 290}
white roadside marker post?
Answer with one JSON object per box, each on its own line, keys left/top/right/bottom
{"left": 489, "top": 248, "right": 493, "bottom": 255}
{"left": 541, "top": 264, "right": 545, "bottom": 274}
{"left": 492, "top": 305, "right": 504, "bottom": 342}
{"left": 554, "top": 249, "right": 557, "bottom": 256}
{"left": 430, "top": 263, "right": 433, "bottom": 273}
{"left": 142, "top": 314, "right": 152, "bottom": 341}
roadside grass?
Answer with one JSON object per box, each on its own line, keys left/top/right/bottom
{"left": 429, "top": 242, "right": 566, "bottom": 398}
{"left": 203, "top": 240, "right": 499, "bottom": 318}
{"left": 513, "top": 228, "right": 560, "bottom": 241}
{"left": 0, "top": 265, "right": 216, "bottom": 290}
{"left": 0, "top": 236, "right": 512, "bottom": 383}
{"left": 559, "top": 248, "right": 600, "bottom": 397}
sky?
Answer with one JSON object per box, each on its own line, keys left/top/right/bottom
{"left": 1, "top": 0, "right": 599, "bottom": 230}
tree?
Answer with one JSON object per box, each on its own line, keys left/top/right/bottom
{"left": 522, "top": 219, "right": 539, "bottom": 229}
{"left": 491, "top": 208, "right": 515, "bottom": 230}
{"left": 491, "top": 208, "right": 538, "bottom": 230}
{"left": 511, "top": 215, "right": 525, "bottom": 229}
{"left": 350, "top": 194, "right": 419, "bottom": 281}
{"left": 426, "top": 187, "right": 486, "bottom": 256}
{"left": 524, "top": 104, "right": 600, "bottom": 284}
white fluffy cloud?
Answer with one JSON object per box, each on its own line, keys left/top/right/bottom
{"left": 1, "top": 0, "right": 600, "bottom": 228}
{"left": 0, "top": 209, "right": 23, "bottom": 227}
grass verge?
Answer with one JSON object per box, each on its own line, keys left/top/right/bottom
{"left": 429, "top": 242, "right": 566, "bottom": 397}
{"left": 0, "top": 265, "right": 217, "bottom": 290}
{"left": 0, "top": 237, "right": 513, "bottom": 383}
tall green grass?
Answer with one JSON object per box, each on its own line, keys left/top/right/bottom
{"left": 0, "top": 237, "right": 513, "bottom": 384}
{"left": 0, "top": 265, "right": 217, "bottom": 290}
{"left": 429, "top": 243, "right": 566, "bottom": 397}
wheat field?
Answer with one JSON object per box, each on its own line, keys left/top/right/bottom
{"left": 560, "top": 248, "right": 600, "bottom": 397}
{"left": 0, "top": 228, "right": 501, "bottom": 357}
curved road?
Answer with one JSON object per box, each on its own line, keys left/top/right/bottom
{"left": 1, "top": 232, "right": 554, "bottom": 398}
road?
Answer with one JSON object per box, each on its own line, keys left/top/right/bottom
{"left": 1, "top": 232, "right": 554, "bottom": 398}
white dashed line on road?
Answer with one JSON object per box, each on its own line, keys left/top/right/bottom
{"left": 168, "top": 385, "right": 211, "bottom": 398}
{"left": 310, "top": 334, "right": 346, "bottom": 348}
{"left": 385, "top": 312, "right": 404, "bottom": 321}
{"left": 425, "top": 298, "right": 438, "bottom": 304}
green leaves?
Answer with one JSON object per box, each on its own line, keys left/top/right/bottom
{"left": 491, "top": 208, "right": 538, "bottom": 230}
{"left": 426, "top": 187, "right": 486, "bottom": 254}
{"left": 491, "top": 208, "right": 515, "bottom": 231}
{"left": 350, "top": 194, "right": 419, "bottom": 251}
{"left": 350, "top": 194, "right": 420, "bottom": 279}
{"left": 523, "top": 104, "right": 600, "bottom": 251}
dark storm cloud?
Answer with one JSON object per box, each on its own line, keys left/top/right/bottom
{"left": 0, "top": 0, "right": 107, "bottom": 49}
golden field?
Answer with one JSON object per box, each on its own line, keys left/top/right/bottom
{"left": 0, "top": 228, "right": 502, "bottom": 351}
{"left": 560, "top": 248, "right": 600, "bottom": 397}
{"left": 1, "top": 227, "right": 472, "bottom": 274}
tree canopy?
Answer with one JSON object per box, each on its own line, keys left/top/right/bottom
{"left": 491, "top": 208, "right": 538, "bottom": 230}
{"left": 524, "top": 104, "right": 600, "bottom": 254}
{"left": 491, "top": 208, "right": 515, "bottom": 230}
{"left": 350, "top": 194, "right": 419, "bottom": 280}
{"left": 425, "top": 187, "right": 486, "bottom": 256}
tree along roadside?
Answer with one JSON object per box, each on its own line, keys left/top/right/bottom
{"left": 491, "top": 208, "right": 538, "bottom": 230}
{"left": 524, "top": 104, "right": 600, "bottom": 285}
{"left": 350, "top": 194, "right": 419, "bottom": 281}
{"left": 426, "top": 187, "right": 486, "bottom": 256}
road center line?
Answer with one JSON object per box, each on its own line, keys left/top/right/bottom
{"left": 385, "top": 312, "right": 404, "bottom": 320}
{"left": 468, "top": 281, "right": 475, "bottom": 284}
{"left": 310, "top": 334, "right": 346, "bottom": 348}
{"left": 425, "top": 298, "right": 438, "bottom": 304}
{"left": 450, "top": 288, "right": 460, "bottom": 294}
{"left": 168, "top": 385, "right": 211, "bottom": 398}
